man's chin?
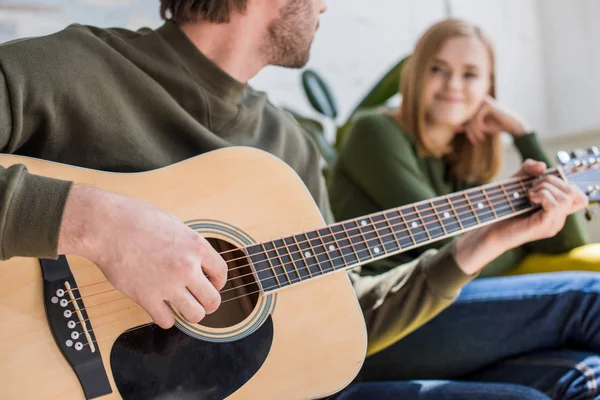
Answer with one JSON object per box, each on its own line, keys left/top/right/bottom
{"left": 274, "top": 50, "right": 311, "bottom": 69}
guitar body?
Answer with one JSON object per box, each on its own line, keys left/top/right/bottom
{"left": 0, "top": 147, "right": 367, "bottom": 400}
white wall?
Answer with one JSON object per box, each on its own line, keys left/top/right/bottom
{"left": 1, "top": 0, "right": 598, "bottom": 139}
{"left": 537, "top": 0, "right": 600, "bottom": 137}
{"left": 448, "top": 0, "right": 549, "bottom": 135}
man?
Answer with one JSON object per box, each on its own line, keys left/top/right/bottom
{"left": 0, "top": 1, "right": 597, "bottom": 398}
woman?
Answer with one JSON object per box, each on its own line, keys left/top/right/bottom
{"left": 328, "top": 19, "right": 595, "bottom": 278}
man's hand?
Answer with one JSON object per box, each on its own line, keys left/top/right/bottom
{"left": 58, "top": 185, "right": 228, "bottom": 329}
{"left": 455, "top": 159, "right": 588, "bottom": 275}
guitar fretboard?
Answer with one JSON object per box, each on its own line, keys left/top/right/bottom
{"left": 246, "top": 170, "right": 558, "bottom": 292}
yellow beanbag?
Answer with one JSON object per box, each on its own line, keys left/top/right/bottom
{"left": 503, "top": 244, "right": 600, "bottom": 276}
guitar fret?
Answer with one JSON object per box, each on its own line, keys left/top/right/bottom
{"left": 437, "top": 197, "right": 461, "bottom": 234}
{"left": 357, "top": 217, "right": 385, "bottom": 257}
{"left": 464, "top": 193, "right": 482, "bottom": 224}
{"left": 370, "top": 215, "right": 388, "bottom": 253}
{"left": 481, "top": 188, "right": 498, "bottom": 219}
{"left": 319, "top": 227, "right": 347, "bottom": 270}
{"left": 416, "top": 202, "right": 446, "bottom": 240}
{"left": 501, "top": 183, "right": 517, "bottom": 213}
{"left": 468, "top": 190, "right": 493, "bottom": 224}
{"left": 306, "top": 231, "right": 328, "bottom": 275}
{"left": 517, "top": 180, "right": 532, "bottom": 211}
{"left": 381, "top": 213, "right": 402, "bottom": 252}
{"left": 447, "top": 195, "right": 465, "bottom": 230}
{"left": 295, "top": 233, "right": 321, "bottom": 277}
{"left": 414, "top": 205, "right": 432, "bottom": 241}
{"left": 403, "top": 207, "right": 428, "bottom": 245}
{"left": 452, "top": 194, "right": 476, "bottom": 228}
{"left": 343, "top": 220, "right": 371, "bottom": 262}
{"left": 430, "top": 200, "right": 448, "bottom": 236}
{"left": 270, "top": 241, "right": 292, "bottom": 286}
{"left": 267, "top": 241, "right": 292, "bottom": 287}
{"left": 492, "top": 184, "right": 513, "bottom": 218}
{"left": 397, "top": 209, "right": 417, "bottom": 246}
{"left": 260, "top": 243, "right": 282, "bottom": 289}
{"left": 284, "top": 236, "right": 309, "bottom": 281}
{"left": 386, "top": 210, "right": 413, "bottom": 249}
{"left": 292, "top": 235, "right": 311, "bottom": 279}
{"left": 330, "top": 224, "right": 360, "bottom": 267}
{"left": 246, "top": 244, "right": 279, "bottom": 291}
{"left": 273, "top": 239, "right": 298, "bottom": 284}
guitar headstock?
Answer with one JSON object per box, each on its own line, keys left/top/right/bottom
{"left": 557, "top": 146, "right": 600, "bottom": 207}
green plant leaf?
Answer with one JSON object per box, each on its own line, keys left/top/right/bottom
{"left": 284, "top": 108, "right": 337, "bottom": 166}
{"left": 302, "top": 69, "right": 338, "bottom": 119}
{"left": 336, "top": 56, "right": 409, "bottom": 148}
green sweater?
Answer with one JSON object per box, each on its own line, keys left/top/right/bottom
{"left": 329, "top": 111, "right": 589, "bottom": 277}
{"left": 0, "top": 21, "right": 335, "bottom": 259}
{"left": 0, "top": 22, "right": 475, "bottom": 354}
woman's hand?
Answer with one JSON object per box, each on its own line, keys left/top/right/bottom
{"left": 463, "top": 95, "right": 531, "bottom": 144}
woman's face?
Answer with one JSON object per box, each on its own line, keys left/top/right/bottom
{"left": 423, "top": 36, "right": 492, "bottom": 129}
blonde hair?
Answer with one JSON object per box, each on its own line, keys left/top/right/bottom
{"left": 398, "top": 19, "right": 503, "bottom": 183}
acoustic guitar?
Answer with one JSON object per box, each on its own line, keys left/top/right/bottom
{"left": 0, "top": 146, "right": 598, "bottom": 399}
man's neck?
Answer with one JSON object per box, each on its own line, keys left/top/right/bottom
{"left": 179, "top": 19, "right": 267, "bottom": 84}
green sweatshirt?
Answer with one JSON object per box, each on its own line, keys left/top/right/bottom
{"left": 329, "top": 111, "right": 590, "bottom": 277}
{"left": 0, "top": 22, "right": 474, "bottom": 354}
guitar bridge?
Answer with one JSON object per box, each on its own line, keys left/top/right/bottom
{"left": 40, "top": 256, "right": 112, "bottom": 400}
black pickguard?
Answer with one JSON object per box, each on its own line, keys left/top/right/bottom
{"left": 110, "top": 318, "right": 273, "bottom": 400}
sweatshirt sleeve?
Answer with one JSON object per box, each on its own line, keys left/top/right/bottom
{"left": 348, "top": 242, "right": 475, "bottom": 356}
{"left": 514, "top": 132, "right": 553, "bottom": 165}
{"left": 0, "top": 63, "right": 72, "bottom": 260}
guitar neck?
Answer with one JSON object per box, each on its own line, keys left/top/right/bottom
{"left": 246, "top": 169, "right": 561, "bottom": 292}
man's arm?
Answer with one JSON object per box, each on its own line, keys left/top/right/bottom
{"left": 355, "top": 159, "right": 589, "bottom": 356}
{"left": 1, "top": 66, "right": 227, "bottom": 329}
{"left": 0, "top": 62, "right": 74, "bottom": 259}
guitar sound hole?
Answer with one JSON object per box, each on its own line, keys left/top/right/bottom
{"left": 200, "top": 238, "right": 260, "bottom": 329}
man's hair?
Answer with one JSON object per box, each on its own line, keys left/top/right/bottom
{"left": 160, "top": 0, "right": 248, "bottom": 24}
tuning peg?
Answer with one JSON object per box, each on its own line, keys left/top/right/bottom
{"left": 585, "top": 205, "right": 599, "bottom": 221}
{"left": 571, "top": 149, "right": 588, "bottom": 159}
{"left": 556, "top": 151, "right": 571, "bottom": 165}
{"left": 589, "top": 146, "right": 600, "bottom": 156}
{"left": 587, "top": 185, "right": 600, "bottom": 195}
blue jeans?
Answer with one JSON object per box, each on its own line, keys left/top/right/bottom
{"left": 334, "top": 272, "right": 600, "bottom": 399}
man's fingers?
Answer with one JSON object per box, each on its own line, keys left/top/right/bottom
{"left": 187, "top": 273, "right": 222, "bottom": 315}
{"left": 170, "top": 290, "right": 206, "bottom": 324}
{"left": 531, "top": 176, "right": 588, "bottom": 212}
{"left": 197, "top": 237, "right": 228, "bottom": 291}
{"left": 146, "top": 300, "right": 176, "bottom": 329}
{"left": 530, "top": 183, "right": 570, "bottom": 207}
{"left": 532, "top": 175, "right": 571, "bottom": 193}
{"left": 528, "top": 188, "right": 556, "bottom": 207}
{"left": 514, "top": 159, "right": 546, "bottom": 178}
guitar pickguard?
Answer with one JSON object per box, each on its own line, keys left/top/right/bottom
{"left": 110, "top": 317, "right": 274, "bottom": 400}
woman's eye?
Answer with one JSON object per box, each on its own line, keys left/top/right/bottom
{"left": 431, "top": 65, "right": 443, "bottom": 73}
{"left": 465, "top": 72, "right": 478, "bottom": 79}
